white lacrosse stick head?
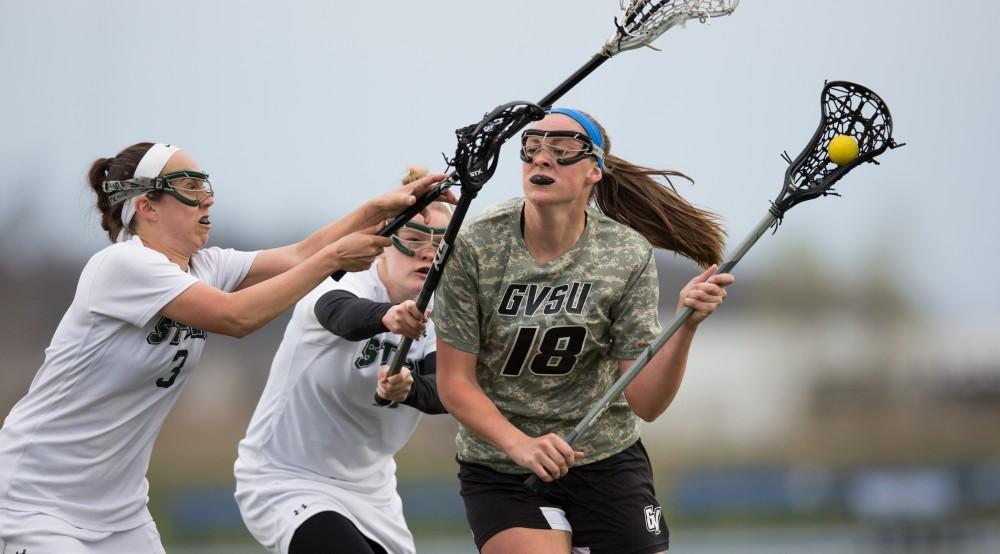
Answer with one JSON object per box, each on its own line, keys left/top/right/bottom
{"left": 604, "top": 0, "right": 740, "bottom": 55}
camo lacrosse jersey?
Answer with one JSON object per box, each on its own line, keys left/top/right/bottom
{"left": 436, "top": 198, "right": 661, "bottom": 474}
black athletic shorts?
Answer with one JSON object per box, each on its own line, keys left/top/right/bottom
{"left": 458, "top": 439, "right": 669, "bottom": 553}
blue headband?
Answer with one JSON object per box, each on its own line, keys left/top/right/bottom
{"left": 546, "top": 107, "right": 606, "bottom": 169}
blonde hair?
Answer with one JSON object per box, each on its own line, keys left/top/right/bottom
{"left": 402, "top": 165, "right": 452, "bottom": 216}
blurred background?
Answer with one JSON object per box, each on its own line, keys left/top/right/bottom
{"left": 2, "top": 1, "right": 998, "bottom": 552}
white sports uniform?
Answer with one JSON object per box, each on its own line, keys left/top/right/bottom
{"left": 235, "top": 262, "right": 435, "bottom": 554}
{"left": 0, "top": 235, "right": 256, "bottom": 551}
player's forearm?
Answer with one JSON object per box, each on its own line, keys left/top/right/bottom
{"left": 623, "top": 324, "right": 697, "bottom": 421}
{"left": 237, "top": 208, "right": 376, "bottom": 290}
{"left": 453, "top": 391, "right": 529, "bottom": 454}
{"left": 222, "top": 248, "right": 344, "bottom": 336}
{"left": 286, "top": 205, "right": 375, "bottom": 265}
{"left": 440, "top": 375, "right": 527, "bottom": 453}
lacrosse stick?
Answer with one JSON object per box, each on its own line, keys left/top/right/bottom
{"left": 373, "top": 101, "right": 547, "bottom": 405}
{"left": 331, "top": 0, "right": 740, "bottom": 281}
{"left": 525, "top": 80, "right": 903, "bottom": 490}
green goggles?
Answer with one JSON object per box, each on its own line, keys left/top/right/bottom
{"left": 103, "top": 170, "right": 214, "bottom": 207}
{"left": 391, "top": 221, "right": 447, "bottom": 257}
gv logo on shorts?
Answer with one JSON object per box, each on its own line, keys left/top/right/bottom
{"left": 644, "top": 505, "right": 662, "bottom": 535}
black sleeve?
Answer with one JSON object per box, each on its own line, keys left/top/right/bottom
{"left": 400, "top": 352, "right": 448, "bottom": 414}
{"left": 314, "top": 289, "right": 392, "bottom": 341}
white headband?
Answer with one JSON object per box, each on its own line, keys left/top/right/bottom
{"left": 117, "top": 143, "right": 181, "bottom": 242}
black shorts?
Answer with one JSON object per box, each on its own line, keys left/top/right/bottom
{"left": 458, "top": 440, "right": 669, "bottom": 554}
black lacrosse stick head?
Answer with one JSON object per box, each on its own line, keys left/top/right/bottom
{"left": 454, "top": 101, "right": 546, "bottom": 192}
{"left": 772, "top": 80, "right": 901, "bottom": 217}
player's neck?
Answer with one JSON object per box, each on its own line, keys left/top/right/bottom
{"left": 137, "top": 233, "right": 191, "bottom": 272}
{"left": 522, "top": 201, "right": 586, "bottom": 263}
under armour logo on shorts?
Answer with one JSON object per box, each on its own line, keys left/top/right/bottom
{"left": 644, "top": 505, "right": 662, "bottom": 535}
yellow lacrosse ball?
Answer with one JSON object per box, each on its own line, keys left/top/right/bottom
{"left": 828, "top": 134, "right": 859, "bottom": 165}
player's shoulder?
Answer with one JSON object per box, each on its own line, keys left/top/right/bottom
{"left": 310, "top": 262, "right": 382, "bottom": 303}
{"left": 586, "top": 205, "right": 653, "bottom": 265}
{"left": 341, "top": 263, "right": 384, "bottom": 296}
{"left": 188, "top": 245, "right": 234, "bottom": 277}
{"left": 455, "top": 197, "right": 520, "bottom": 250}
{"left": 190, "top": 244, "right": 229, "bottom": 265}
{"left": 465, "top": 197, "right": 520, "bottom": 228}
{"left": 86, "top": 237, "right": 169, "bottom": 272}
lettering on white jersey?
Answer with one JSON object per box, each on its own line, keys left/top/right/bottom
{"left": 496, "top": 282, "right": 593, "bottom": 317}
{"left": 143, "top": 317, "right": 207, "bottom": 389}
{"left": 146, "top": 316, "right": 207, "bottom": 345}
{"left": 353, "top": 337, "right": 423, "bottom": 372}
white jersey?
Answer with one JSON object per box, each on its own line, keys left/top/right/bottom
{"left": 235, "top": 261, "right": 435, "bottom": 554}
{"left": 0, "top": 236, "right": 256, "bottom": 532}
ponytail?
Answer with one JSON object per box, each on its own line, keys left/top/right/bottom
{"left": 87, "top": 142, "right": 155, "bottom": 243}
{"left": 586, "top": 115, "right": 725, "bottom": 267}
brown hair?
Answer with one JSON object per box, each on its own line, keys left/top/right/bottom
{"left": 586, "top": 114, "right": 726, "bottom": 268}
{"left": 87, "top": 142, "right": 164, "bottom": 243}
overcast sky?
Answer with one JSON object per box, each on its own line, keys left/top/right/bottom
{"left": 1, "top": 0, "right": 996, "bottom": 324}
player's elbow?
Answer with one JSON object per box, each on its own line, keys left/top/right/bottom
{"left": 216, "top": 318, "right": 257, "bottom": 338}
{"left": 437, "top": 381, "right": 458, "bottom": 413}
{"left": 437, "top": 375, "right": 467, "bottom": 415}
{"left": 628, "top": 398, "right": 671, "bottom": 422}
{"left": 213, "top": 308, "right": 261, "bottom": 338}
{"left": 227, "top": 322, "right": 257, "bottom": 338}
{"left": 634, "top": 407, "right": 665, "bottom": 423}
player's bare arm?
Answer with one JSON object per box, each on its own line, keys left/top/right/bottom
{"left": 163, "top": 234, "right": 388, "bottom": 337}
{"left": 236, "top": 174, "right": 449, "bottom": 290}
{"left": 623, "top": 266, "right": 734, "bottom": 421}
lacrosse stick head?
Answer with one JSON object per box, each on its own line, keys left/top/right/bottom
{"left": 453, "top": 101, "right": 546, "bottom": 191}
{"left": 606, "top": 0, "right": 740, "bottom": 55}
{"left": 772, "top": 80, "right": 901, "bottom": 217}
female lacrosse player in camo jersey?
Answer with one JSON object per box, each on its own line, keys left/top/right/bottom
{"left": 235, "top": 166, "right": 452, "bottom": 554}
{"left": 435, "top": 109, "right": 735, "bottom": 554}
{"left": 0, "top": 143, "right": 446, "bottom": 554}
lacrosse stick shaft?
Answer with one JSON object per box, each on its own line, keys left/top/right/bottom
{"left": 525, "top": 211, "right": 777, "bottom": 491}
{"left": 346, "top": 53, "right": 610, "bottom": 285}
{"left": 331, "top": 176, "right": 458, "bottom": 281}
{"left": 368, "top": 51, "right": 617, "bottom": 360}
{"left": 375, "top": 187, "right": 479, "bottom": 406}
{"left": 538, "top": 54, "right": 610, "bottom": 108}
{"left": 358, "top": 53, "right": 610, "bottom": 281}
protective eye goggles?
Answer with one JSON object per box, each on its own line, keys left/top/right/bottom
{"left": 519, "top": 129, "right": 606, "bottom": 167}
{"left": 391, "top": 221, "right": 447, "bottom": 257}
{"left": 102, "top": 170, "right": 214, "bottom": 207}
